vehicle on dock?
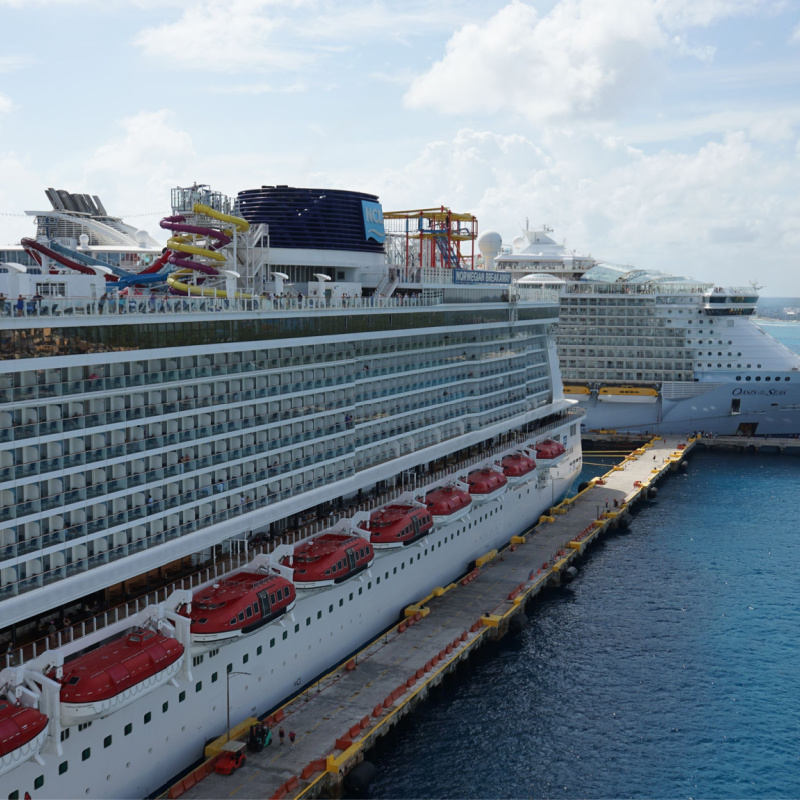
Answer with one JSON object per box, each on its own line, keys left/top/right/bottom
{"left": 215, "top": 741, "right": 247, "bottom": 775}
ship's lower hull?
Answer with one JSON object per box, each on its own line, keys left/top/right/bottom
{"left": 5, "top": 429, "right": 581, "bottom": 800}
{"left": 578, "top": 381, "right": 800, "bottom": 435}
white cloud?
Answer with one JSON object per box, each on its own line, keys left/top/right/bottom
{"left": 0, "top": 93, "right": 12, "bottom": 113}
{"left": 791, "top": 21, "right": 800, "bottom": 44}
{"left": 404, "top": 0, "right": 784, "bottom": 125}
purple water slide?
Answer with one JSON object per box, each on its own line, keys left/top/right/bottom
{"left": 21, "top": 238, "right": 117, "bottom": 281}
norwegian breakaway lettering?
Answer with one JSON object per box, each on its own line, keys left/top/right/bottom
{"left": 453, "top": 269, "right": 512, "bottom": 285}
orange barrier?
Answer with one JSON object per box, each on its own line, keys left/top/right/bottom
{"left": 336, "top": 737, "right": 353, "bottom": 750}
{"left": 372, "top": 703, "right": 383, "bottom": 717}
{"left": 349, "top": 724, "right": 361, "bottom": 738}
{"left": 346, "top": 659, "right": 356, "bottom": 671}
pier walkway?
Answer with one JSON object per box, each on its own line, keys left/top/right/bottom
{"left": 170, "top": 435, "right": 694, "bottom": 800}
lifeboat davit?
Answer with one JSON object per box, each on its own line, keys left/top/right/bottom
{"left": 0, "top": 700, "right": 49, "bottom": 779}
{"left": 369, "top": 505, "right": 433, "bottom": 549}
{"left": 183, "top": 571, "right": 296, "bottom": 654}
{"left": 465, "top": 468, "right": 508, "bottom": 503}
{"left": 50, "top": 629, "right": 184, "bottom": 727}
{"left": 534, "top": 438, "right": 567, "bottom": 465}
{"left": 281, "top": 532, "right": 374, "bottom": 588}
{"left": 424, "top": 485, "right": 472, "bottom": 527}
{"left": 500, "top": 452, "right": 537, "bottom": 484}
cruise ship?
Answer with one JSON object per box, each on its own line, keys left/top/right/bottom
{"left": 0, "top": 188, "right": 582, "bottom": 799}
{"left": 479, "top": 225, "right": 800, "bottom": 435}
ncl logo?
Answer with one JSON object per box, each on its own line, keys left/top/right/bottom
{"left": 362, "top": 200, "right": 386, "bottom": 244}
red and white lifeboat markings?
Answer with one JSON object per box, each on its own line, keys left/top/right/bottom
{"left": 51, "top": 629, "right": 184, "bottom": 727}
{"left": 500, "top": 452, "right": 537, "bottom": 484}
{"left": 368, "top": 505, "right": 434, "bottom": 549}
{"left": 464, "top": 467, "right": 508, "bottom": 503}
{"left": 281, "top": 532, "right": 374, "bottom": 589}
{"left": 423, "top": 484, "right": 472, "bottom": 527}
{"left": 0, "top": 700, "right": 49, "bottom": 779}
{"left": 183, "top": 571, "right": 296, "bottom": 654}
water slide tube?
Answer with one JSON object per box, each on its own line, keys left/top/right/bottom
{"left": 21, "top": 238, "right": 116, "bottom": 280}
{"left": 161, "top": 205, "right": 251, "bottom": 297}
{"left": 48, "top": 240, "right": 131, "bottom": 278}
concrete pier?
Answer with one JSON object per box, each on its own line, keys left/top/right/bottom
{"left": 167, "top": 435, "right": 694, "bottom": 800}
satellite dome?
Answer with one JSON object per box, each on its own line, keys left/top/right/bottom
{"left": 135, "top": 230, "right": 150, "bottom": 246}
{"left": 512, "top": 236, "right": 526, "bottom": 251}
{"left": 79, "top": 233, "right": 89, "bottom": 248}
{"left": 477, "top": 231, "right": 503, "bottom": 269}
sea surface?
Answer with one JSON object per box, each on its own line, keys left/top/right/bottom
{"left": 369, "top": 325, "right": 800, "bottom": 800}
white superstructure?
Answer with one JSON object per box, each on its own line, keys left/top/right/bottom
{"left": 0, "top": 189, "right": 582, "bottom": 799}
{"left": 493, "top": 226, "right": 800, "bottom": 435}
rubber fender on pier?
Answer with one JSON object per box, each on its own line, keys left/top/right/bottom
{"left": 647, "top": 487, "right": 658, "bottom": 498}
{"left": 344, "top": 761, "right": 378, "bottom": 798}
{"left": 508, "top": 614, "right": 526, "bottom": 634}
{"left": 563, "top": 566, "right": 578, "bottom": 582}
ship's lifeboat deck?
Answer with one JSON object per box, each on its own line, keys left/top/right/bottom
{"left": 50, "top": 628, "right": 185, "bottom": 727}
{"left": 424, "top": 485, "right": 472, "bottom": 526}
{"left": 465, "top": 468, "right": 508, "bottom": 503}
{"left": 369, "top": 505, "right": 433, "bottom": 548}
{"left": 500, "top": 452, "right": 537, "bottom": 483}
{"left": 281, "top": 532, "right": 374, "bottom": 588}
{"left": 0, "top": 701, "right": 49, "bottom": 779}
{"left": 184, "top": 571, "right": 296, "bottom": 652}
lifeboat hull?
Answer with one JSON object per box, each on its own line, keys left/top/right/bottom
{"left": 501, "top": 454, "right": 537, "bottom": 485}
{"left": 0, "top": 705, "right": 49, "bottom": 779}
{"left": 294, "top": 559, "right": 374, "bottom": 590}
{"left": 191, "top": 600, "right": 297, "bottom": 654}
{"left": 431, "top": 505, "right": 471, "bottom": 527}
{"left": 60, "top": 655, "right": 184, "bottom": 727}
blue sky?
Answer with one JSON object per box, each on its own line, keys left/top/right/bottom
{"left": 2, "top": 0, "right": 800, "bottom": 294}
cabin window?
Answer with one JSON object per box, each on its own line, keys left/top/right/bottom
{"left": 68, "top": 676, "right": 80, "bottom": 685}
{"left": 401, "top": 563, "right": 405, "bottom": 570}
{"left": 358, "top": 587, "right": 363, "bottom": 595}
{"left": 283, "top": 587, "right": 290, "bottom": 598}
{"left": 251, "top": 603, "right": 258, "bottom": 614}
{"left": 325, "top": 569, "right": 331, "bottom": 575}
{"left": 317, "top": 610, "right": 322, "bottom": 620}
{"left": 246, "top": 607, "right": 253, "bottom": 618}
{"left": 328, "top": 604, "right": 333, "bottom": 613}
{"left": 82, "top": 748, "right": 91, "bottom": 761}
{"left": 144, "top": 711, "right": 153, "bottom": 724}
{"left": 162, "top": 702, "right": 169, "bottom": 714}
{"left": 339, "top": 599, "right": 344, "bottom": 607}
{"left": 59, "top": 761, "right": 68, "bottom": 775}
{"left": 306, "top": 617, "right": 311, "bottom": 626}
{"left": 376, "top": 576, "right": 380, "bottom": 584}
{"left": 227, "top": 664, "right": 232, "bottom": 674}
{"left": 257, "top": 645, "right": 263, "bottom": 656}
{"left": 270, "top": 594, "right": 276, "bottom": 604}
{"left": 243, "top": 653, "right": 249, "bottom": 664}
{"left": 78, "top": 722, "right": 92, "bottom": 732}
{"left": 212, "top": 672, "right": 218, "bottom": 683}
{"left": 34, "top": 777, "right": 44, "bottom": 790}
{"left": 238, "top": 612, "right": 245, "bottom": 622}
{"left": 385, "top": 572, "right": 389, "bottom": 579}
{"left": 229, "top": 618, "right": 237, "bottom": 626}
{"left": 124, "top": 723, "right": 133, "bottom": 735}
{"left": 349, "top": 593, "right": 353, "bottom": 601}
{"left": 61, "top": 729, "right": 70, "bottom": 742}
{"left": 195, "top": 682, "right": 202, "bottom": 693}
{"left": 282, "top": 631, "right": 288, "bottom": 640}
{"left": 8, "top": 792, "right": 19, "bottom": 799}
{"left": 179, "top": 691, "right": 186, "bottom": 702}
{"left": 393, "top": 567, "right": 397, "bottom": 574}
{"left": 270, "top": 638, "right": 276, "bottom": 648}
{"left": 368, "top": 582, "right": 372, "bottom": 590}
{"left": 104, "top": 735, "right": 112, "bottom": 748}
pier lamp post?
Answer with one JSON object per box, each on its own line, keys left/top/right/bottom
{"left": 226, "top": 670, "right": 251, "bottom": 741}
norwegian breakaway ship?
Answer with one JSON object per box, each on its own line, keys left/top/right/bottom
{"left": 0, "top": 189, "right": 582, "bottom": 799}
{"left": 479, "top": 225, "right": 800, "bottom": 435}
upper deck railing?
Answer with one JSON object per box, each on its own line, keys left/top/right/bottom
{"left": 1, "top": 287, "right": 558, "bottom": 321}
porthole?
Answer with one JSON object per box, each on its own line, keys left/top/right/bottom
{"left": 756, "top": 376, "right": 761, "bottom": 381}
{"left": 746, "top": 376, "right": 752, "bottom": 381}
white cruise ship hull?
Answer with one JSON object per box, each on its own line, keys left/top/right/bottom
{"left": 579, "top": 380, "right": 800, "bottom": 435}
{"left": 4, "top": 432, "right": 580, "bottom": 799}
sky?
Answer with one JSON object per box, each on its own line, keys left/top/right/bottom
{"left": 1, "top": 0, "right": 800, "bottom": 294}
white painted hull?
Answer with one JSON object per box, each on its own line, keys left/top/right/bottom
{"left": 598, "top": 395, "right": 658, "bottom": 404}
{"left": 5, "top": 425, "right": 580, "bottom": 799}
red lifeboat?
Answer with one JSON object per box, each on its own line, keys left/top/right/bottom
{"left": 50, "top": 629, "right": 184, "bottom": 727}
{"left": 369, "top": 505, "right": 433, "bottom": 548}
{"left": 182, "top": 571, "right": 296, "bottom": 654}
{"left": 424, "top": 485, "right": 472, "bottom": 526}
{"left": 0, "top": 700, "right": 49, "bottom": 779}
{"left": 465, "top": 468, "right": 508, "bottom": 503}
{"left": 501, "top": 452, "right": 537, "bottom": 483}
{"left": 281, "top": 532, "right": 374, "bottom": 588}
{"left": 534, "top": 438, "right": 567, "bottom": 463}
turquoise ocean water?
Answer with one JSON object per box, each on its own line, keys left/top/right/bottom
{"left": 370, "top": 323, "right": 800, "bottom": 799}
